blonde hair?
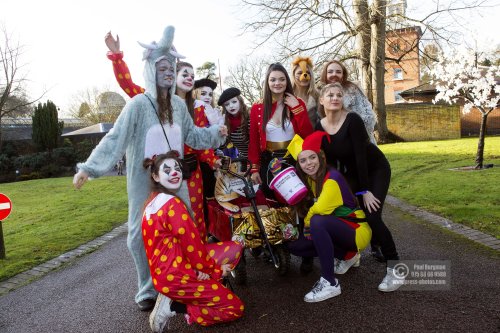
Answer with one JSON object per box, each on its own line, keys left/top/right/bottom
{"left": 318, "top": 83, "right": 345, "bottom": 117}
{"left": 291, "top": 57, "right": 319, "bottom": 100}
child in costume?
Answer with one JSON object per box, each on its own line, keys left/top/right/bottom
{"left": 217, "top": 87, "right": 250, "bottom": 159}
{"left": 286, "top": 132, "right": 372, "bottom": 302}
{"left": 104, "top": 32, "right": 220, "bottom": 241}
{"left": 142, "top": 151, "right": 243, "bottom": 331}
{"left": 74, "top": 26, "right": 227, "bottom": 311}
{"left": 193, "top": 77, "right": 224, "bottom": 126}
{"left": 291, "top": 56, "right": 320, "bottom": 127}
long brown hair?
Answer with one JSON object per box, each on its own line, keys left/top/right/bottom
{"left": 156, "top": 84, "right": 174, "bottom": 125}
{"left": 294, "top": 150, "right": 328, "bottom": 218}
{"left": 319, "top": 60, "right": 351, "bottom": 86}
{"left": 176, "top": 61, "right": 195, "bottom": 119}
{"left": 262, "top": 63, "right": 295, "bottom": 132}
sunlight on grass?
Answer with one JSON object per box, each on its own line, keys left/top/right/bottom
{"left": 0, "top": 176, "right": 127, "bottom": 281}
{"left": 380, "top": 136, "right": 500, "bottom": 238}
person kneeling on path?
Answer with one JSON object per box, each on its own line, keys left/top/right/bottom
{"left": 286, "top": 132, "right": 372, "bottom": 302}
{"left": 142, "top": 151, "right": 244, "bottom": 331}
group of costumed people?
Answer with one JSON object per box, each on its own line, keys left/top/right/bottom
{"left": 72, "top": 24, "right": 404, "bottom": 332}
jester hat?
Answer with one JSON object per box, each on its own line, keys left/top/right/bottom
{"left": 287, "top": 131, "right": 329, "bottom": 160}
{"left": 138, "top": 26, "right": 185, "bottom": 99}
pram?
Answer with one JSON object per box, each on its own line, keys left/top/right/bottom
{"left": 206, "top": 157, "right": 299, "bottom": 285}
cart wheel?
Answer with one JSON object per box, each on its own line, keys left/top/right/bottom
{"left": 249, "top": 247, "right": 262, "bottom": 258}
{"left": 274, "top": 245, "right": 290, "bottom": 276}
{"left": 231, "top": 254, "right": 247, "bottom": 285}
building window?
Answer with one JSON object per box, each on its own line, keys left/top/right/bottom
{"left": 394, "top": 90, "right": 404, "bottom": 103}
{"left": 393, "top": 68, "right": 403, "bottom": 80}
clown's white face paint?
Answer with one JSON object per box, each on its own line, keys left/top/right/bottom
{"left": 223, "top": 97, "right": 241, "bottom": 116}
{"left": 199, "top": 87, "right": 214, "bottom": 105}
{"left": 153, "top": 158, "right": 183, "bottom": 191}
{"left": 156, "top": 59, "right": 175, "bottom": 88}
{"left": 176, "top": 66, "right": 195, "bottom": 93}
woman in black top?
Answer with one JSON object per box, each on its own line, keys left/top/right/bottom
{"left": 316, "top": 82, "right": 404, "bottom": 292}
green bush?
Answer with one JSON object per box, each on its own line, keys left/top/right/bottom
{"left": 40, "top": 163, "right": 61, "bottom": 178}
{"left": 0, "top": 154, "right": 13, "bottom": 172}
{"left": 14, "top": 152, "right": 49, "bottom": 170}
{"left": 52, "top": 146, "right": 76, "bottom": 166}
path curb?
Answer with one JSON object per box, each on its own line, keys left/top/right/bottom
{"left": 0, "top": 223, "right": 128, "bottom": 296}
{"left": 386, "top": 195, "right": 499, "bottom": 251}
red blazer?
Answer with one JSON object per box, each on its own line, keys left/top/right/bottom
{"left": 248, "top": 98, "right": 313, "bottom": 171}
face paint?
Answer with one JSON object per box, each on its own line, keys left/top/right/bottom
{"left": 320, "top": 87, "right": 343, "bottom": 112}
{"left": 326, "top": 63, "right": 343, "bottom": 84}
{"left": 155, "top": 59, "right": 175, "bottom": 88}
{"left": 176, "top": 66, "right": 195, "bottom": 93}
{"left": 199, "top": 87, "right": 213, "bottom": 105}
{"left": 268, "top": 70, "right": 287, "bottom": 95}
{"left": 297, "top": 150, "right": 320, "bottom": 178}
{"left": 294, "top": 68, "right": 311, "bottom": 87}
{"left": 223, "top": 97, "right": 241, "bottom": 116}
{"left": 153, "top": 158, "right": 183, "bottom": 190}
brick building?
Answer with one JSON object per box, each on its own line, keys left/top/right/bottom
{"left": 384, "top": 26, "right": 422, "bottom": 104}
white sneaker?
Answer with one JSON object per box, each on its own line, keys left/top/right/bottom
{"left": 304, "top": 277, "right": 341, "bottom": 303}
{"left": 334, "top": 253, "right": 360, "bottom": 274}
{"left": 378, "top": 267, "right": 405, "bottom": 292}
{"left": 149, "top": 294, "right": 176, "bottom": 332}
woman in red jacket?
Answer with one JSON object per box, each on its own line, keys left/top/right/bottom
{"left": 248, "top": 63, "right": 313, "bottom": 199}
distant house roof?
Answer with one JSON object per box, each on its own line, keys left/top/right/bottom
{"left": 400, "top": 82, "right": 438, "bottom": 99}
{"left": 61, "top": 123, "right": 114, "bottom": 137}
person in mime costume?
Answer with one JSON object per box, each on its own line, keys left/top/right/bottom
{"left": 73, "top": 25, "right": 227, "bottom": 311}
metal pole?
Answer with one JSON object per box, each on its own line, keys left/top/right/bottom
{"left": 0, "top": 221, "right": 5, "bottom": 259}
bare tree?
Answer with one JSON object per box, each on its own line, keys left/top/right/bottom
{"left": 69, "top": 87, "right": 126, "bottom": 125}
{"left": 239, "top": 0, "right": 490, "bottom": 142}
{"left": 0, "top": 25, "right": 44, "bottom": 147}
{"left": 225, "top": 56, "right": 268, "bottom": 105}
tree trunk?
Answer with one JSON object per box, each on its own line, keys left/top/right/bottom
{"left": 0, "top": 117, "right": 3, "bottom": 149}
{"left": 370, "top": 0, "right": 389, "bottom": 142}
{"left": 353, "top": 0, "right": 373, "bottom": 101}
{"left": 475, "top": 112, "right": 488, "bottom": 169}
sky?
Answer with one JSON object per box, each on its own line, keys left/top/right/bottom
{"left": 1, "top": 0, "right": 499, "bottom": 117}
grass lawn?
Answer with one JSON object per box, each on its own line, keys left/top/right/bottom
{"left": 0, "top": 176, "right": 128, "bottom": 281}
{"left": 380, "top": 136, "right": 500, "bottom": 239}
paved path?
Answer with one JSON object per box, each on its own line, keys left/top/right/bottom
{"left": 0, "top": 199, "right": 498, "bottom": 332}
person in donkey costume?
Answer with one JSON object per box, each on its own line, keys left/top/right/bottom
{"left": 73, "top": 26, "right": 227, "bottom": 311}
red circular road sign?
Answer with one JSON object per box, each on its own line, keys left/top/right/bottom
{"left": 0, "top": 193, "right": 13, "bottom": 220}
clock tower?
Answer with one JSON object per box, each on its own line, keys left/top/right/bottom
{"left": 384, "top": 26, "right": 422, "bottom": 104}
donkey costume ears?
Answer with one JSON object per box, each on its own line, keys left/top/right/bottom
{"left": 139, "top": 25, "right": 186, "bottom": 99}
{"left": 138, "top": 26, "right": 185, "bottom": 62}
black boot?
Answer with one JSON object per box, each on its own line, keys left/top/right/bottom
{"left": 370, "top": 244, "right": 386, "bottom": 263}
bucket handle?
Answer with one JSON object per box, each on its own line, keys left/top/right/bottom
{"left": 266, "top": 159, "right": 294, "bottom": 188}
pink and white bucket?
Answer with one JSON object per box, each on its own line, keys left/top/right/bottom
{"left": 269, "top": 166, "right": 308, "bottom": 205}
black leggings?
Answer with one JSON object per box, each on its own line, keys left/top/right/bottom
{"left": 356, "top": 160, "right": 399, "bottom": 262}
